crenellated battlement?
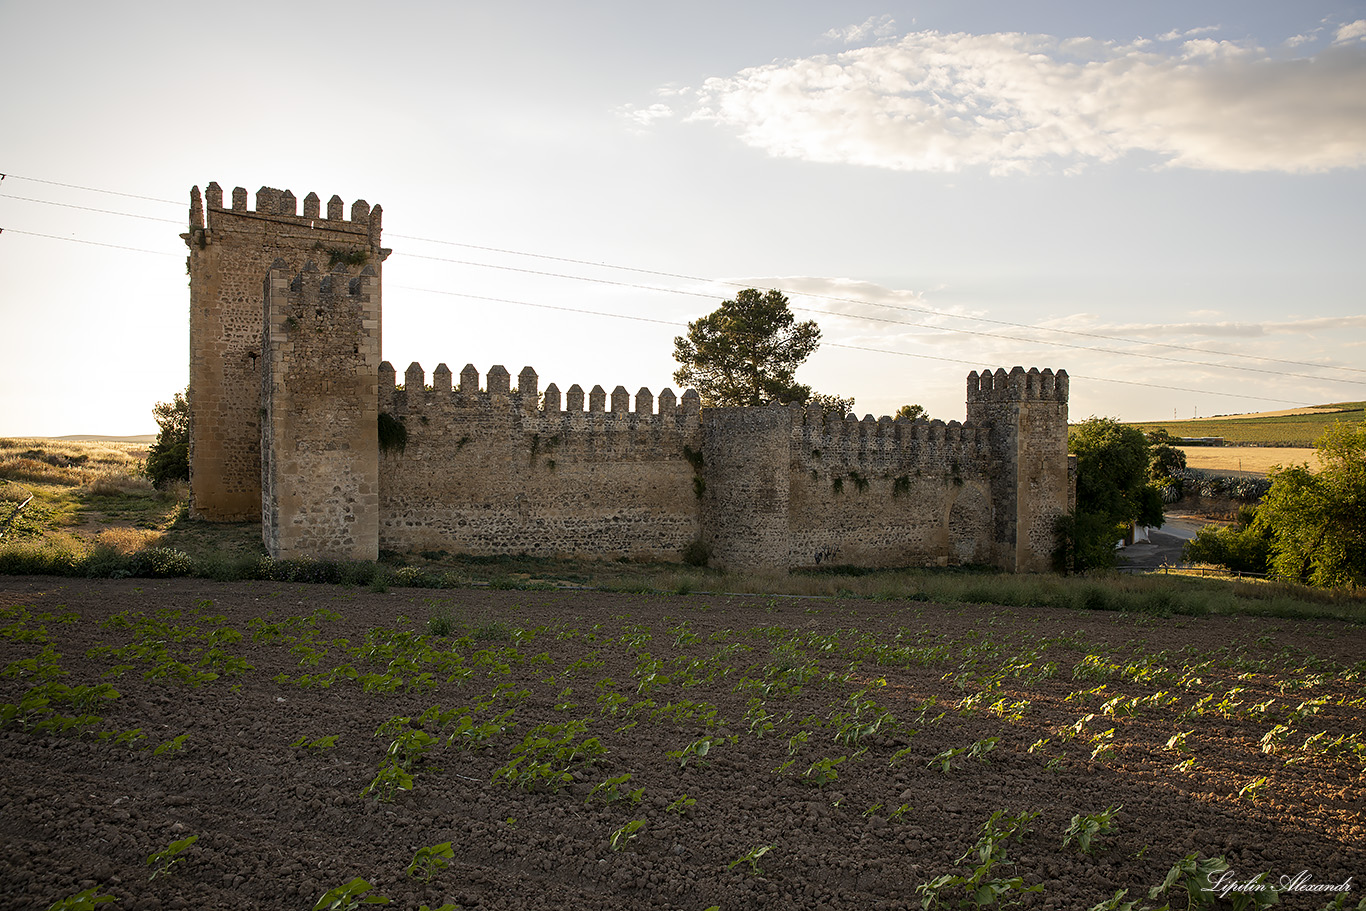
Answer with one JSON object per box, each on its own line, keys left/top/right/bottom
{"left": 379, "top": 362, "right": 702, "bottom": 424}
{"left": 966, "top": 366, "right": 1068, "bottom": 403}
{"left": 270, "top": 259, "right": 380, "bottom": 299}
{"left": 190, "top": 183, "right": 383, "bottom": 244}
{"left": 792, "top": 407, "right": 994, "bottom": 478}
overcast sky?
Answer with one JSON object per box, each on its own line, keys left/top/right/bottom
{"left": 2, "top": 1, "right": 1364, "bottom": 436}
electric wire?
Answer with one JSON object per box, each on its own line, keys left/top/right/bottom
{"left": 396, "top": 251, "right": 1366, "bottom": 387}
{"left": 390, "top": 233, "right": 1366, "bottom": 378}
{"left": 3, "top": 171, "right": 1359, "bottom": 378}
{"left": 2, "top": 172, "right": 1360, "bottom": 401}
{"left": 0, "top": 172, "right": 180, "bottom": 206}
{"left": 0, "top": 228, "right": 179, "bottom": 257}
{"left": 0, "top": 194, "right": 184, "bottom": 225}
{"left": 397, "top": 284, "right": 1319, "bottom": 407}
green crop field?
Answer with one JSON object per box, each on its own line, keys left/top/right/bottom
{"left": 1123, "top": 402, "right": 1365, "bottom": 447}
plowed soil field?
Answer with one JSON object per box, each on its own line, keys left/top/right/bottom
{"left": 1, "top": 577, "right": 1362, "bottom": 910}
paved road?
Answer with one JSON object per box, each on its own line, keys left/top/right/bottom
{"left": 1116, "top": 515, "right": 1210, "bottom": 573}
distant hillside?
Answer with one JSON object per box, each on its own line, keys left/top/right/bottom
{"left": 1124, "top": 402, "right": 1365, "bottom": 447}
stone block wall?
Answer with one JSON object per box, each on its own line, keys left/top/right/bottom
{"left": 784, "top": 410, "right": 996, "bottom": 569}
{"left": 700, "top": 407, "right": 791, "bottom": 570}
{"left": 261, "top": 261, "right": 382, "bottom": 560}
{"left": 966, "top": 367, "right": 1071, "bottom": 572}
{"left": 377, "top": 365, "right": 704, "bottom": 560}
{"left": 184, "top": 184, "right": 386, "bottom": 521}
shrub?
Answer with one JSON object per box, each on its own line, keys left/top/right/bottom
{"left": 144, "top": 391, "right": 189, "bottom": 489}
{"left": 682, "top": 539, "right": 711, "bottom": 568}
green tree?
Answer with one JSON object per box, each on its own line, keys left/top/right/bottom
{"left": 896, "top": 404, "right": 929, "bottom": 422}
{"left": 1253, "top": 420, "right": 1365, "bottom": 587}
{"left": 1147, "top": 442, "right": 1186, "bottom": 481}
{"left": 1060, "top": 417, "right": 1163, "bottom": 571}
{"left": 672, "top": 289, "right": 851, "bottom": 411}
{"left": 1183, "top": 505, "right": 1270, "bottom": 575}
{"left": 144, "top": 389, "right": 189, "bottom": 489}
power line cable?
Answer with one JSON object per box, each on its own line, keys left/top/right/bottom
{"left": 4, "top": 170, "right": 1358, "bottom": 378}
{"left": 0, "top": 172, "right": 179, "bottom": 206}
{"left": 395, "top": 251, "right": 1366, "bottom": 388}
{"left": 0, "top": 194, "right": 184, "bottom": 225}
{"left": 391, "top": 233, "right": 1366, "bottom": 377}
{"left": 1, "top": 209, "right": 1352, "bottom": 401}
{"left": 5, "top": 171, "right": 1361, "bottom": 391}
{"left": 397, "top": 284, "right": 1318, "bottom": 407}
{"left": 0, "top": 228, "right": 179, "bottom": 257}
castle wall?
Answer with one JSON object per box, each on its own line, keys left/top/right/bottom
{"left": 376, "top": 365, "right": 703, "bottom": 560}
{"left": 260, "top": 262, "right": 382, "bottom": 561}
{"left": 184, "top": 184, "right": 384, "bottom": 521}
{"left": 187, "top": 181, "right": 1071, "bottom": 574}
{"left": 785, "top": 409, "right": 997, "bottom": 568}
{"left": 700, "top": 407, "right": 791, "bottom": 570}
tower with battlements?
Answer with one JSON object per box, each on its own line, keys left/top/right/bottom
{"left": 183, "top": 184, "right": 387, "bottom": 521}
{"left": 260, "top": 260, "right": 382, "bottom": 560}
{"left": 966, "top": 367, "right": 1071, "bottom": 572}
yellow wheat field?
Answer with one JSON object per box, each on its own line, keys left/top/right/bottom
{"left": 1177, "top": 446, "right": 1320, "bottom": 476}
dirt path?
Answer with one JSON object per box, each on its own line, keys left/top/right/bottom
{"left": 1, "top": 577, "right": 1362, "bottom": 910}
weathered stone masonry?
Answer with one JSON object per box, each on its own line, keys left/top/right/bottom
{"left": 186, "top": 183, "right": 1073, "bottom": 572}
{"left": 184, "top": 184, "right": 387, "bottom": 521}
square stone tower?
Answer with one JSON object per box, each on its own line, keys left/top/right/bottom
{"left": 260, "top": 260, "right": 382, "bottom": 560}
{"left": 965, "top": 367, "right": 1071, "bottom": 572}
{"left": 183, "top": 184, "right": 386, "bottom": 521}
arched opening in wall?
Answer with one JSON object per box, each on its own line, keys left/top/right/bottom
{"left": 946, "top": 483, "right": 991, "bottom": 565}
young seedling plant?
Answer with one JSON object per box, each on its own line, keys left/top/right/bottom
{"left": 915, "top": 810, "right": 1041, "bottom": 910}
{"left": 146, "top": 834, "right": 198, "bottom": 881}
{"left": 930, "top": 736, "right": 998, "bottom": 773}
{"left": 728, "top": 844, "right": 775, "bottom": 877}
{"left": 664, "top": 794, "right": 696, "bottom": 814}
{"left": 1062, "top": 805, "right": 1122, "bottom": 854}
{"left": 608, "top": 819, "right": 645, "bottom": 851}
{"left": 44, "top": 887, "right": 120, "bottom": 910}
{"left": 667, "top": 736, "right": 716, "bottom": 768}
{"left": 314, "top": 877, "right": 390, "bottom": 909}
{"left": 803, "top": 755, "right": 846, "bottom": 787}
{"left": 407, "top": 842, "right": 454, "bottom": 882}
{"left": 1147, "top": 853, "right": 1278, "bottom": 911}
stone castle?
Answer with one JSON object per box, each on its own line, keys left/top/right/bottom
{"left": 185, "top": 184, "right": 1073, "bottom": 572}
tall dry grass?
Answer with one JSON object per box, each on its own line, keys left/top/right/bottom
{"left": 0, "top": 438, "right": 147, "bottom": 487}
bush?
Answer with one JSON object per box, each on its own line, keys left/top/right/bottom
{"left": 130, "top": 548, "right": 194, "bottom": 578}
{"left": 1184, "top": 520, "right": 1270, "bottom": 575}
{"left": 145, "top": 391, "right": 189, "bottom": 489}
{"left": 1167, "top": 468, "right": 1271, "bottom": 503}
{"left": 682, "top": 539, "right": 711, "bottom": 568}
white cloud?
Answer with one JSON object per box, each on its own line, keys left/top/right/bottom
{"left": 1159, "top": 25, "right": 1220, "bottom": 42}
{"left": 680, "top": 28, "right": 1366, "bottom": 174}
{"left": 824, "top": 15, "right": 897, "bottom": 45}
{"left": 617, "top": 102, "right": 675, "bottom": 131}
{"left": 1334, "top": 19, "right": 1366, "bottom": 43}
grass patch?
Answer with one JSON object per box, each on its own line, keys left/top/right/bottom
{"left": 3, "top": 440, "right": 1362, "bottom": 623}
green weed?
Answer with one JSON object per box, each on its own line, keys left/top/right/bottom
{"left": 314, "top": 877, "right": 390, "bottom": 909}
{"left": 146, "top": 834, "right": 197, "bottom": 880}
{"left": 407, "top": 842, "right": 454, "bottom": 882}
{"left": 1063, "top": 805, "right": 1121, "bottom": 854}
{"left": 728, "top": 844, "right": 774, "bottom": 876}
